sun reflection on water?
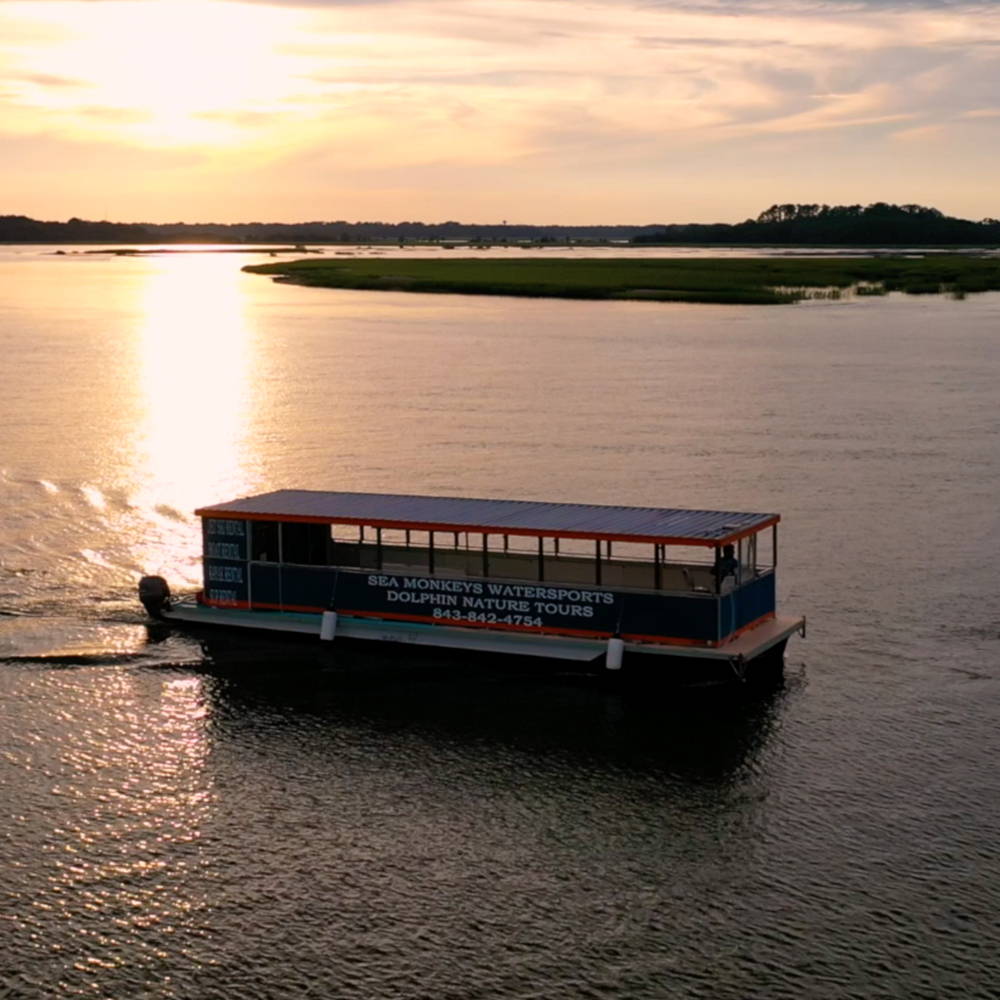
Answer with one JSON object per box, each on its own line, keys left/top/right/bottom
{"left": 131, "top": 256, "right": 257, "bottom": 583}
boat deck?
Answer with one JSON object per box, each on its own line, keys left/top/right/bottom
{"left": 633, "top": 614, "right": 805, "bottom": 661}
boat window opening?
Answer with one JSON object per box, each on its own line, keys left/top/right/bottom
{"left": 462, "top": 533, "right": 492, "bottom": 577}
{"left": 250, "top": 520, "right": 280, "bottom": 562}
{"left": 667, "top": 543, "right": 715, "bottom": 566}
{"left": 425, "top": 534, "right": 719, "bottom": 591}
{"left": 393, "top": 530, "right": 433, "bottom": 574}
{"left": 299, "top": 521, "right": 769, "bottom": 594}
{"left": 377, "top": 527, "right": 418, "bottom": 572}
{"left": 328, "top": 524, "right": 360, "bottom": 568}
{"left": 377, "top": 528, "right": 405, "bottom": 547}
{"left": 646, "top": 543, "right": 715, "bottom": 593}
{"left": 607, "top": 540, "right": 650, "bottom": 563}
{"left": 549, "top": 537, "right": 591, "bottom": 560}
{"left": 756, "top": 528, "right": 775, "bottom": 571}
{"left": 282, "top": 521, "right": 330, "bottom": 566}
{"left": 485, "top": 533, "right": 508, "bottom": 553}
{"left": 331, "top": 524, "right": 364, "bottom": 544}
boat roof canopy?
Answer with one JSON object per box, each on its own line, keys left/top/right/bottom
{"left": 196, "top": 490, "right": 779, "bottom": 547}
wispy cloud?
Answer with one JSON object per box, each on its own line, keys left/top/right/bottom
{"left": 16, "top": 72, "right": 82, "bottom": 87}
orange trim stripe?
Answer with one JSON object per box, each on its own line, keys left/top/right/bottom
{"left": 719, "top": 611, "right": 777, "bottom": 645}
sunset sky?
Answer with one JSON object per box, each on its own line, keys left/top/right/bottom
{"left": 1, "top": 0, "right": 998, "bottom": 224}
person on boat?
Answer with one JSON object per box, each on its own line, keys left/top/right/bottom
{"left": 713, "top": 544, "right": 740, "bottom": 590}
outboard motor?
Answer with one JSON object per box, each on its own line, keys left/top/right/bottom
{"left": 139, "top": 575, "right": 172, "bottom": 618}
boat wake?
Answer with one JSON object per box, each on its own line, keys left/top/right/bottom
{"left": 0, "top": 615, "right": 206, "bottom": 669}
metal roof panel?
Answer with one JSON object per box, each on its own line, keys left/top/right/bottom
{"left": 195, "top": 490, "right": 778, "bottom": 545}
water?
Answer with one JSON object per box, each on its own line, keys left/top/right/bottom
{"left": 1, "top": 246, "right": 999, "bottom": 998}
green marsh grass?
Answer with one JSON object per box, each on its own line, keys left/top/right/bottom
{"left": 243, "top": 256, "right": 1000, "bottom": 305}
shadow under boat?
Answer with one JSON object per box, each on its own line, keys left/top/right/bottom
{"left": 144, "top": 622, "right": 798, "bottom": 781}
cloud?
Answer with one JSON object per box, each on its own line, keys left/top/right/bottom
{"left": 16, "top": 72, "right": 82, "bottom": 87}
{"left": 2, "top": 0, "right": 999, "bottom": 220}
{"left": 0, "top": 130, "right": 202, "bottom": 172}
{"left": 224, "top": 0, "right": 978, "bottom": 6}
{"left": 74, "top": 104, "right": 152, "bottom": 122}
{"left": 193, "top": 108, "right": 291, "bottom": 127}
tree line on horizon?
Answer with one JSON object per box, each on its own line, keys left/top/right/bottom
{"left": 1, "top": 202, "right": 998, "bottom": 246}
{"left": 633, "top": 202, "right": 1000, "bottom": 245}
{"left": 0, "top": 214, "right": 661, "bottom": 244}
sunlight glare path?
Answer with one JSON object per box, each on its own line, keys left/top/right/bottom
{"left": 133, "top": 255, "right": 255, "bottom": 582}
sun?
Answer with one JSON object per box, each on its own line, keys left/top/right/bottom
{"left": 10, "top": 0, "right": 305, "bottom": 148}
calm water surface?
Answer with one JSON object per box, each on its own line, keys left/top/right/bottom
{"left": 1, "top": 246, "right": 998, "bottom": 999}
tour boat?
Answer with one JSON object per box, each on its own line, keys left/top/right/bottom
{"left": 139, "top": 490, "right": 805, "bottom": 683}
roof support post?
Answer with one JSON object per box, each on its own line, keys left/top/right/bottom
{"left": 277, "top": 523, "right": 284, "bottom": 610}
{"left": 428, "top": 532, "right": 435, "bottom": 575}
{"left": 653, "top": 544, "right": 661, "bottom": 590}
{"left": 482, "top": 534, "right": 489, "bottom": 577}
{"left": 595, "top": 539, "right": 602, "bottom": 586}
{"left": 537, "top": 537, "right": 545, "bottom": 582}
{"left": 376, "top": 527, "right": 383, "bottom": 571}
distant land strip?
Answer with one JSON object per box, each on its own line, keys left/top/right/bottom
{"left": 3, "top": 202, "right": 1000, "bottom": 246}
{"left": 242, "top": 256, "right": 1000, "bottom": 306}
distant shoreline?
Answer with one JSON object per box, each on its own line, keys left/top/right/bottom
{"left": 3, "top": 240, "right": 999, "bottom": 252}
{"left": 242, "top": 255, "right": 1000, "bottom": 306}
{"left": 4, "top": 201, "right": 1000, "bottom": 247}
{"left": 42, "top": 246, "right": 322, "bottom": 256}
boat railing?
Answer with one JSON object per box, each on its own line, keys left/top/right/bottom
{"left": 254, "top": 543, "right": 771, "bottom": 597}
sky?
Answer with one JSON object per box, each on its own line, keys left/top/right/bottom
{"left": 1, "top": 0, "right": 998, "bottom": 224}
